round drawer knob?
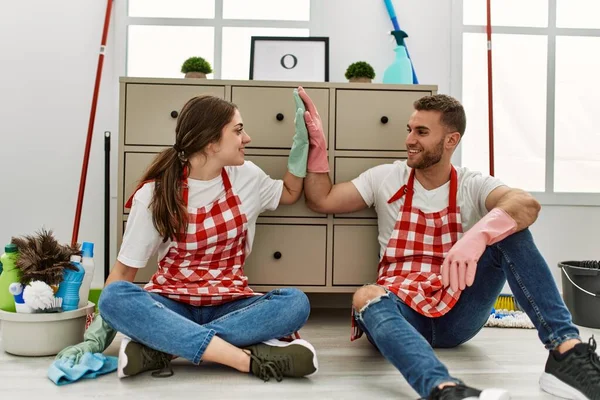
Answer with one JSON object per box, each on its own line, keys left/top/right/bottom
{"left": 380, "top": 116, "right": 389, "bottom": 124}
{"left": 276, "top": 113, "right": 284, "bottom": 121}
{"left": 273, "top": 251, "right": 282, "bottom": 260}
{"left": 170, "top": 110, "right": 178, "bottom": 119}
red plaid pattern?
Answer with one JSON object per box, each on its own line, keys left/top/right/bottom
{"left": 352, "top": 167, "right": 463, "bottom": 340}
{"left": 143, "top": 169, "right": 259, "bottom": 306}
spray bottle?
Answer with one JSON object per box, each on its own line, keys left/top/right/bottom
{"left": 0, "top": 244, "right": 21, "bottom": 312}
{"left": 78, "top": 241, "right": 95, "bottom": 308}
{"left": 383, "top": 30, "right": 414, "bottom": 85}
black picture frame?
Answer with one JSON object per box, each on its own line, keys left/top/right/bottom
{"left": 249, "top": 36, "right": 329, "bottom": 82}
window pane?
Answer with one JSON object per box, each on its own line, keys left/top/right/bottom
{"left": 223, "top": 0, "right": 309, "bottom": 21}
{"left": 554, "top": 36, "right": 600, "bottom": 193}
{"left": 556, "top": 0, "right": 600, "bottom": 29}
{"left": 221, "top": 28, "right": 309, "bottom": 80}
{"left": 463, "top": 0, "right": 548, "bottom": 27}
{"left": 128, "top": 0, "right": 215, "bottom": 19}
{"left": 128, "top": 26, "right": 214, "bottom": 79}
{"left": 461, "top": 33, "right": 547, "bottom": 191}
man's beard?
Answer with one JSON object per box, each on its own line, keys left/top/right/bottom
{"left": 408, "top": 138, "right": 444, "bottom": 169}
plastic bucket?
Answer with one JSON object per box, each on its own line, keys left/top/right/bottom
{"left": 0, "top": 301, "right": 95, "bottom": 356}
{"left": 558, "top": 261, "right": 600, "bottom": 329}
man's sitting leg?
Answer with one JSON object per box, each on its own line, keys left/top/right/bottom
{"left": 353, "top": 285, "right": 509, "bottom": 399}
{"left": 490, "top": 228, "right": 600, "bottom": 399}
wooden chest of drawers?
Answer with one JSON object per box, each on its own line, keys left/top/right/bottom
{"left": 117, "top": 78, "right": 437, "bottom": 293}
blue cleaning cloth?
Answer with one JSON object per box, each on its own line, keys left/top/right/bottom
{"left": 48, "top": 352, "right": 118, "bottom": 385}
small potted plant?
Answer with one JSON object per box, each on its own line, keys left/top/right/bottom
{"left": 181, "top": 56, "right": 213, "bottom": 79}
{"left": 345, "top": 61, "right": 376, "bottom": 83}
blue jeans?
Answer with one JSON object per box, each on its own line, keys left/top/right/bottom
{"left": 98, "top": 282, "right": 310, "bottom": 364}
{"left": 354, "top": 228, "right": 581, "bottom": 398}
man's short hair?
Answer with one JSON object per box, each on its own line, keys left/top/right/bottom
{"left": 413, "top": 94, "right": 467, "bottom": 137}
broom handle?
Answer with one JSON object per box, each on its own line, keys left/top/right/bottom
{"left": 71, "top": 0, "right": 114, "bottom": 246}
{"left": 486, "top": 0, "right": 495, "bottom": 176}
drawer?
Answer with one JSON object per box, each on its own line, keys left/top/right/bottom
{"left": 121, "top": 221, "right": 159, "bottom": 285}
{"left": 232, "top": 86, "right": 329, "bottom": 149}
{"left": 335, "top": 89, "right": 428, "bottom": 151}
{"left": 245, "top": 224, "right": 326, "bottom": 286}
{"left": 123, "top": 152, "right": 158, "bottom": 214}
{"left": 334, "top": 157, "right": 399, "bottom": 218}
{"left": 125, "top": 84, "right": 226, "bottom": 146}
{"left": 245, "top": 155, "right": 324, "bottom": 218}
{"left": 333, "top": 225, "right": 379, "bottom": 286}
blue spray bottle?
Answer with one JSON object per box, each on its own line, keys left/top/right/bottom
{"left": 383, "top": 30, "right": 414, "bottom": 85}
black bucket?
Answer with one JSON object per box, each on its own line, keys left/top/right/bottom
{"left": 558, "top": 261, "right": 600, "bottom": 329}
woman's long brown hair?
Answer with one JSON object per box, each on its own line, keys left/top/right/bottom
{"left": 138, "top": 95, "right": 237, "bottom": 242}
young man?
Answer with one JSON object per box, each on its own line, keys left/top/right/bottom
{"left": 297, "top": 87, "right": 600, "bottom": 400}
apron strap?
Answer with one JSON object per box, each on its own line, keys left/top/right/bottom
{"left": 449, "top": 166, "right": 458, "bottom": 210}
{"left": 124, "top": 165, "right": 191, "bottom": 209}
{"left": 124, "top": 179, "right": 154, "bottom": 209}
{"left": 387, "top": 166, "right": 458, "bottom": 210}
{"left": 221, "top": 168, "right": 232, "bottom": 191}
{"left": 387, "top": 168, "right": 416, "bottom": 206}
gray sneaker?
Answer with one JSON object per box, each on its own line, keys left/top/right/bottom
{"left": 117, "top": 336, "right": 173, "bottom": 378}
{"left": 245, "top": 338, "right": 318, "bottom": 382}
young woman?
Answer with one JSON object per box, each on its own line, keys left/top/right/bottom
{"left": 97, "top": 92, "right": 317, "bottom": 381}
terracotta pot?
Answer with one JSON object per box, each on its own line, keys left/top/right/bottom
{"left": 349, "top": 77, "right": 372, "bottom": 83}
{"left": 184, "top": 72, "right": 207, "bottom": 79}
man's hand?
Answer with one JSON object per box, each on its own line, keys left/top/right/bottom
{"left": 441, "top": 208, "right": 517, "bottom": 292}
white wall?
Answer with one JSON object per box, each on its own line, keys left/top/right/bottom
{"left": 311, "top": 0, "right": 452, "bottom": 94}
{"left": 1, "top": 0, "right": 596, "bottom": 292}
{"left": 0, "top": 0, "right": 119, "bottom": 288}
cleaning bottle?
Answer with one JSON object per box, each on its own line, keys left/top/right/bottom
{"left": 0, "top": 243, "right": 21, "bottom": 312}
{"left": 56, "top": 255, "right": 85, "bottom": 312}
{"left": 383, "top": 30, "right": 414, "bottom": 85}
{"left": 78, "top": 241, "right": 95, "bottom": 308}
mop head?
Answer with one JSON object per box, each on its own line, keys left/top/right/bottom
{"left": 484, "top": 309, "right": 535, "bottom": 329}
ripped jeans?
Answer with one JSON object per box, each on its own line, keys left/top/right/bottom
{"left": 353, "top": 228, "right": 580, "bottom": 397}
{"left": 98, "top": 281, "right": 310, "bottom": 364}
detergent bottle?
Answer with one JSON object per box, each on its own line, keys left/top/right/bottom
{"left": 0, "top": 243, "right": 21, "bottom": 312}
{"left": 56, "top": 255, "right": 85, "bottom": 311}
{"left": 383, "top": 30, "right": 414, "bottom": 85}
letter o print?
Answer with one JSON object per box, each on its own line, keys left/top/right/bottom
{"left": 280, "top": 54, "right": 298, "bottom": 69}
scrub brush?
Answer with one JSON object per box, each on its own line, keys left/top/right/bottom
{"left": 23, "top": 280, "right": 63, "bottom": 312}
{"left": 494, "top": 294, "right": 520, "bottom": 311}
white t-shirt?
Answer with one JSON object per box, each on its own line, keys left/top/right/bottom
{"left": 118, "top": 161, "right": 284, "bottom": 268}
{"left": 351, "top": 160, "right": 505, "bottom": 258}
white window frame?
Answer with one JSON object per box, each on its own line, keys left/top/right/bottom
{"left": 114, "top": 0, "right": 312, "bottom": 81}
{"left": 450, "top": 0, "right": 600, "bottom": 206}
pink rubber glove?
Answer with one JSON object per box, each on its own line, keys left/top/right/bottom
{"left": 441, "top": 208, "right": 517, "bottom": 292}
{"left": 297, "top": 86, "right": 329, "bottom": 173}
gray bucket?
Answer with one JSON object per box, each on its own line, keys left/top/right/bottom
{"left": 558, "top": 261, "right": 600, "bottom": 329}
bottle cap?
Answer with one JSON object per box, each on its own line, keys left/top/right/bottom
{"left": 5, "top": 243, "right": 18, "bottom": 253}
{"left": 82, "top": 242, "right": 94, "bottom": 257}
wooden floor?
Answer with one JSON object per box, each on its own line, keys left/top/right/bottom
{"left": 1, "top": 308, "right": 598, "bottom": 399}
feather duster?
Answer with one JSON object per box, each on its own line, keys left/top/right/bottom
{"left": 11, "top": 228, "right": 80, "bottom": 286}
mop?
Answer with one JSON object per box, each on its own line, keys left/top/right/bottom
{"left": 485, "top": 308, "right": 535, "bottom": 329}
{"left": 482, "top": 1, "right": 532, "bottom": 329}
{"left": 71, "top": 0, "right": 113, "bottom": 247}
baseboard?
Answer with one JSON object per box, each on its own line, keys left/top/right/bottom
{"left": 307, "top": 293, "right": 353, "bottom": 309}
